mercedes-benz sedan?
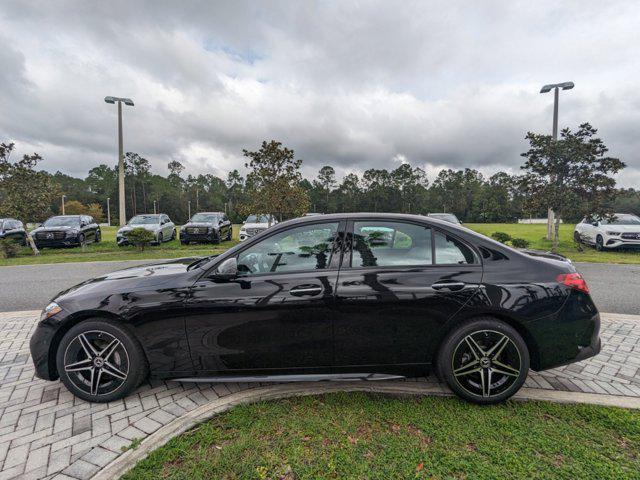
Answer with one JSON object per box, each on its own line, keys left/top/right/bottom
{"left": 30, "top": 213, "right": 600, "bottom": 404}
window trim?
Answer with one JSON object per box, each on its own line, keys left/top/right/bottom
{"left": 343, "top": 218, "right": 481, "bottom": 270}
{"left": 222, "top": 219, "right": 346, "bottom": 278}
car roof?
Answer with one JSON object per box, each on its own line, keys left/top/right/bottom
{"left": 50, "top": 215, "right": 82, "bottom": 218}
{"left": 277, "top": 212, "right": 456, "bottom": 228}
{"left": 194, "top": 212, "right": 224, "bottom": 215}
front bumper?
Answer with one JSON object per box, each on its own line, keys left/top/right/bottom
{"left": 604, "top": 237, "right": 640, "bottom": 249}
{"left": 34, "top": 237, "right": 81, "bottom": 248}
{"left": 29, "top": 319, "right": 60, "bottom": 380}
{"left": 181, "top": 231, "right": 217, "bottom": 243}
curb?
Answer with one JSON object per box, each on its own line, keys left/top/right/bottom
{"left": 93, "top": 380, "right": 640, "bottom": 480}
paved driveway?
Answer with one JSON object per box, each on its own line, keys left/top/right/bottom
{"left": 0, "top": 260, "right": 639, "bottom": 314}
{"left": 0, "top": 311, "right": 639, "bottom": 479}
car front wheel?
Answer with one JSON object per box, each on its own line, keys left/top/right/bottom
{"left": 437, "top": 317, "right": 529, "bottom": 404}
{"left": 56, "top": 319, "right": 148, "bottom": 402}
{"left": 596, "top": 235, "right": 604, "bottom": 251}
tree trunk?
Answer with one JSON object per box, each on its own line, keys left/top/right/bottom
{"left": 553, "top": 215, "right": 561, "bottom": 252}
{"left": 26, "top": 234, "right": 40, "bottom": 256}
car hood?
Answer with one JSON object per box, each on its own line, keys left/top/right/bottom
{"left": 31, "top": 226, "right": 77, "bottom": 233}
{"left": 241, "top": 222, "right": 271, "bottom": 229}
{"left": 602, "top": 225, "right": 640, "bottom": 232}
{"left": 118, "top": 225, "right": 159, "bottom": 233}
{"left": 184, "top": 222, "right": 215, "bottom": 228}
{"left": 54, "top": 258, "right": 201, "bottom": 304}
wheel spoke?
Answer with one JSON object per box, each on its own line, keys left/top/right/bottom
{"left": 99, "top": 338, "right": 121, "bottom": 362}
{"left": 102, "top": 361, "right": 127, "bottom": 380}
{"left": 480, "top": 368, "right": 492, "bottom": 397}
{"left": 78, "top": 334, "right": 98, "bottom": 357}
{"left": 485, "top": 334, "right": 508, "bottom": 358}
{"left": 491, "top": 360, "right": 520, "bottom": 377}
{"left": 465, "top": 335, "right": 486, "bottom": 359}
{"left": 65, "top": 358, "right": 92, "bottom": 372}
{"left": 454, "top": 359, "right": 480, "bottom": 377}
{"left": 90, "top": 368, "right": 102, "bottom": 396}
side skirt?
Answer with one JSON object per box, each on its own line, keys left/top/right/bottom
{"left": 173, "top": 373, "right": 406, "bottom": 383}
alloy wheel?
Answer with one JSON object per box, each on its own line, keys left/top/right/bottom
{"left": 451, "top": 330, "right": 522, "bottom": 398}
{"left": 63, "top": 330, "right": 129, "bottom": 397}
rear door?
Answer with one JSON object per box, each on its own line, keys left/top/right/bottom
{"left": 333, "top": 219, "right": 482, "bottom": 370}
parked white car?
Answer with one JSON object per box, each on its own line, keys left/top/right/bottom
{"left": 117, "top": 214, "right": 176, "bottom": 246}
{"left": 239, "top": 214, "right": 278, "bottom": 242}
{"left": 574, "top": 213, "right": 640, "bottom": 250}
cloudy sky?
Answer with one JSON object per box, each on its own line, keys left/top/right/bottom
{"left": 1, "top": 0, "right": 639, "bottom": 186}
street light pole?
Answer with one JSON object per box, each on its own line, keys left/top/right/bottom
{"left": 540, "top": 81, "right": 574, "bottom": 240}
{"left": 61, "top": 195, "right": 66, "bottom": 215}
{"left": 188, "top": 201, "right": 191, "bottom": 220}
{"left": 104, "top": 96, "right": 134, "bottom": 227}
{"left": 153, "top": 200, "right": 157, "bottom": 214}
{"left": 106, "top": 197, "right": 111, "bottom": 226}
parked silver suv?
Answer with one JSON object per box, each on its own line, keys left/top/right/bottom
{"left": 117, "top": 214, "right": 176, "bottom": 246}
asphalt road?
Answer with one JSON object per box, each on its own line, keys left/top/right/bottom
{"left": 0, "top": 259, "right": 637, "bottom": 314}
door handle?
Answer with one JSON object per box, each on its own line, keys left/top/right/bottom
{"left": 290, "top": 285, "right": 323, "bottom": 296}
{"left": 432, "top": 281, "right": 466, "bottom": 291}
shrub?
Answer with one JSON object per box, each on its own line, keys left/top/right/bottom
{"left": 491, "top": 232, "right": 512, "bottom": 243}
{"left": 510, "top": 238, "right": 531, "bottom": 249}
{"left": 127, "top": 228, "right": 155, "bottom": 251}
{"left": 0, "top": 238, "right": 20, "bottom": 258}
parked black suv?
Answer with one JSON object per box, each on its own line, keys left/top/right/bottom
{"left": 180, "top": 212, "right": 232, "bottom": 245}
{"left": 0, "top": 218, "right": 27, "bottom": 245}
{"left": 31, "top": 215, "right": 101, "bottom": 248}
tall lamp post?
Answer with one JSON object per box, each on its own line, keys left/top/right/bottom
{"left": 106, "top": 197, "right": 111, "bottom": 227}
{"left": 104, "top": 96, "right": 134, "bottom": 227}
{"left": 61, "top": 195, "right": 66, "bottom": 215}
{"left": 540, "top": 81, "right": 574, "bottom": 240}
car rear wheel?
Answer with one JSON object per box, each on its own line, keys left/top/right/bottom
{"left": 437, "top": 317, "right": 529, "bottom": 404}
{"left": 56, "top": 320, "right": 148, "bottom": 402}
{"left": 573, "top": 231, "right": 582, "bottom": 244}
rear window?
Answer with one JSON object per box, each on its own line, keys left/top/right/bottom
{"left": 351, "top": 221, "right": 432, "bottom": 267}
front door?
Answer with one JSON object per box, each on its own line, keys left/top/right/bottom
{"left": 333, "top": 219, "right": 482, "bottom": 370}
{"left": 185, "top": 220, "right": 343, "bottom": 375}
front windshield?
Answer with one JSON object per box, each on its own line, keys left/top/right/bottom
{"left": 129, "top": 215, "right": 160, "bottom": 225}
{"left": 191, "top": 214, "right": 219, "bottom": 223}
{"left": 601, "top": 215, "right": 640, "bottom": 226}
{"left": 44, "top": 217, "right": 80, "bottom": 228}
{"left": 246, "top": 215, "right": 272, "bottom": 223}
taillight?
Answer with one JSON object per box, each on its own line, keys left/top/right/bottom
{"left": 556, "top": 273, "right": 589, "bottom": 293}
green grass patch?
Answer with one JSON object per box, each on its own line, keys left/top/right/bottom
{"left": 2, "top": 222, "right": 640, "bottom": 266}
{"left": 124, "top": 393, "right": 640, "bottom": 480}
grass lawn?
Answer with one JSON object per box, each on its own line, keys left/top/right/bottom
{"left": 124, "top": 392, "right": 640, "bottom": 480}
{"left": 0, "top": 225, "right": 240, "bottom": 266}
{"left": 2, "top": 222, "right": 640, "bottom": 266}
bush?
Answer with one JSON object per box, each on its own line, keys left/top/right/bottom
{"left": 491, "top": 232, "right": 512, "bottom": 243}
{"left": 127, "top": 228, "right": 155, "bottom": 251}
{"left": 0, "top": 238, "right": 20, "bottom": 258}
{"left": 510, "top": 238, "right": 531, "bottom": 249}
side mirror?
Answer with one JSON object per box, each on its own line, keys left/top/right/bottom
{"left": 210, "top": 257, "right": 237, "bottom": 280}
{"left": 219, "top": 220, "right": 224, "bottom": 225}
{"left": 592, "top": 221, "right": 599, "bottom": 227}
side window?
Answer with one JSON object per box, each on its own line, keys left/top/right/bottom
{"left": 351, "top": 221, "right": 432, "bottom": 267}
{"left": 434, "top": 231, "right": 476, "bottom": 265}
{"left": 237, "top": 222, "right": 339, "bottom": 275}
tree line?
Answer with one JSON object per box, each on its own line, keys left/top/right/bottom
{"left": 1, "top": 123, "right": 634, "bottom": 235}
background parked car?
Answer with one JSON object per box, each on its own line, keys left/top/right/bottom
{"left": 180, "top": 212, "right": 232, "bottom": 245}
{"left": 427, "top": 213, "right": 462, "bottom": 224}
{"left": 117, "top": 214, "right": 176, "bottom": 246}
{"left": 239, "top": 214, "right": 278, "bottom": 241}
{"left": 31, "top": 215, "right": 100, "bottom": 248}
{"left": 574, "top": 213, "right": 640, "bottom": 250}
{"left": 0, "top": 218, "right": 27, "bottom": 245}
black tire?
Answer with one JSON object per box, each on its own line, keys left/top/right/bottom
{"left": 171, "top": 229, "right": 176, "bottom": 241}
{"left": 437, "top": 317, "right": 529, "bottom": 405}
{"left": 181, "top": 240, "right": 189, "bottom": 246}
{"left": 95, "top": 230, "right": 101, "bottom": 243}
{"left": 55, "top": 319, "right": 148, "bottom": 403}
{"left": 573, "top": 231, "right": 581, "bottom": 244}
{"left": 156, "top": 232, "right": 163, "bottom": 245}
{"left": 212, "top": 230, "right": 221, "bottom": 244}
{"left": 227, "top": 228, "right": 233, "bottom": 241}
{"left": 78, "top": 234, "right": 86, "bottom": 247}
{"left": 596, "top": 235, "right": 604, "bottom": 251}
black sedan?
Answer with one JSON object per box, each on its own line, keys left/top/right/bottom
{"left": 30, "top": 213, "right": 600, "bottom": 404}
{"left": 31, "top": 215, "right": 101, "bottom": 248}
{"left": 0, "top": 218, "right": 27, "bottom": 245}
{"left": 180, "top": 212, "right": 232, "bottom": 245}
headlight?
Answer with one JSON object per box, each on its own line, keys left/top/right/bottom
{"left": 606, "top": 231, "right": 621, "bottom": 236}
{"left": 41, "top": 302, "right": 62, "bottom": 321}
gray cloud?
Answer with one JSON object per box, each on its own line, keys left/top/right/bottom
{"left": 0, "top": 0, "right": 639, "bottom": 186}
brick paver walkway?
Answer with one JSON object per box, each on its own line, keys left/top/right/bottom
{"left": 0, "top": 311, "right": 638, "bottom": 479}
